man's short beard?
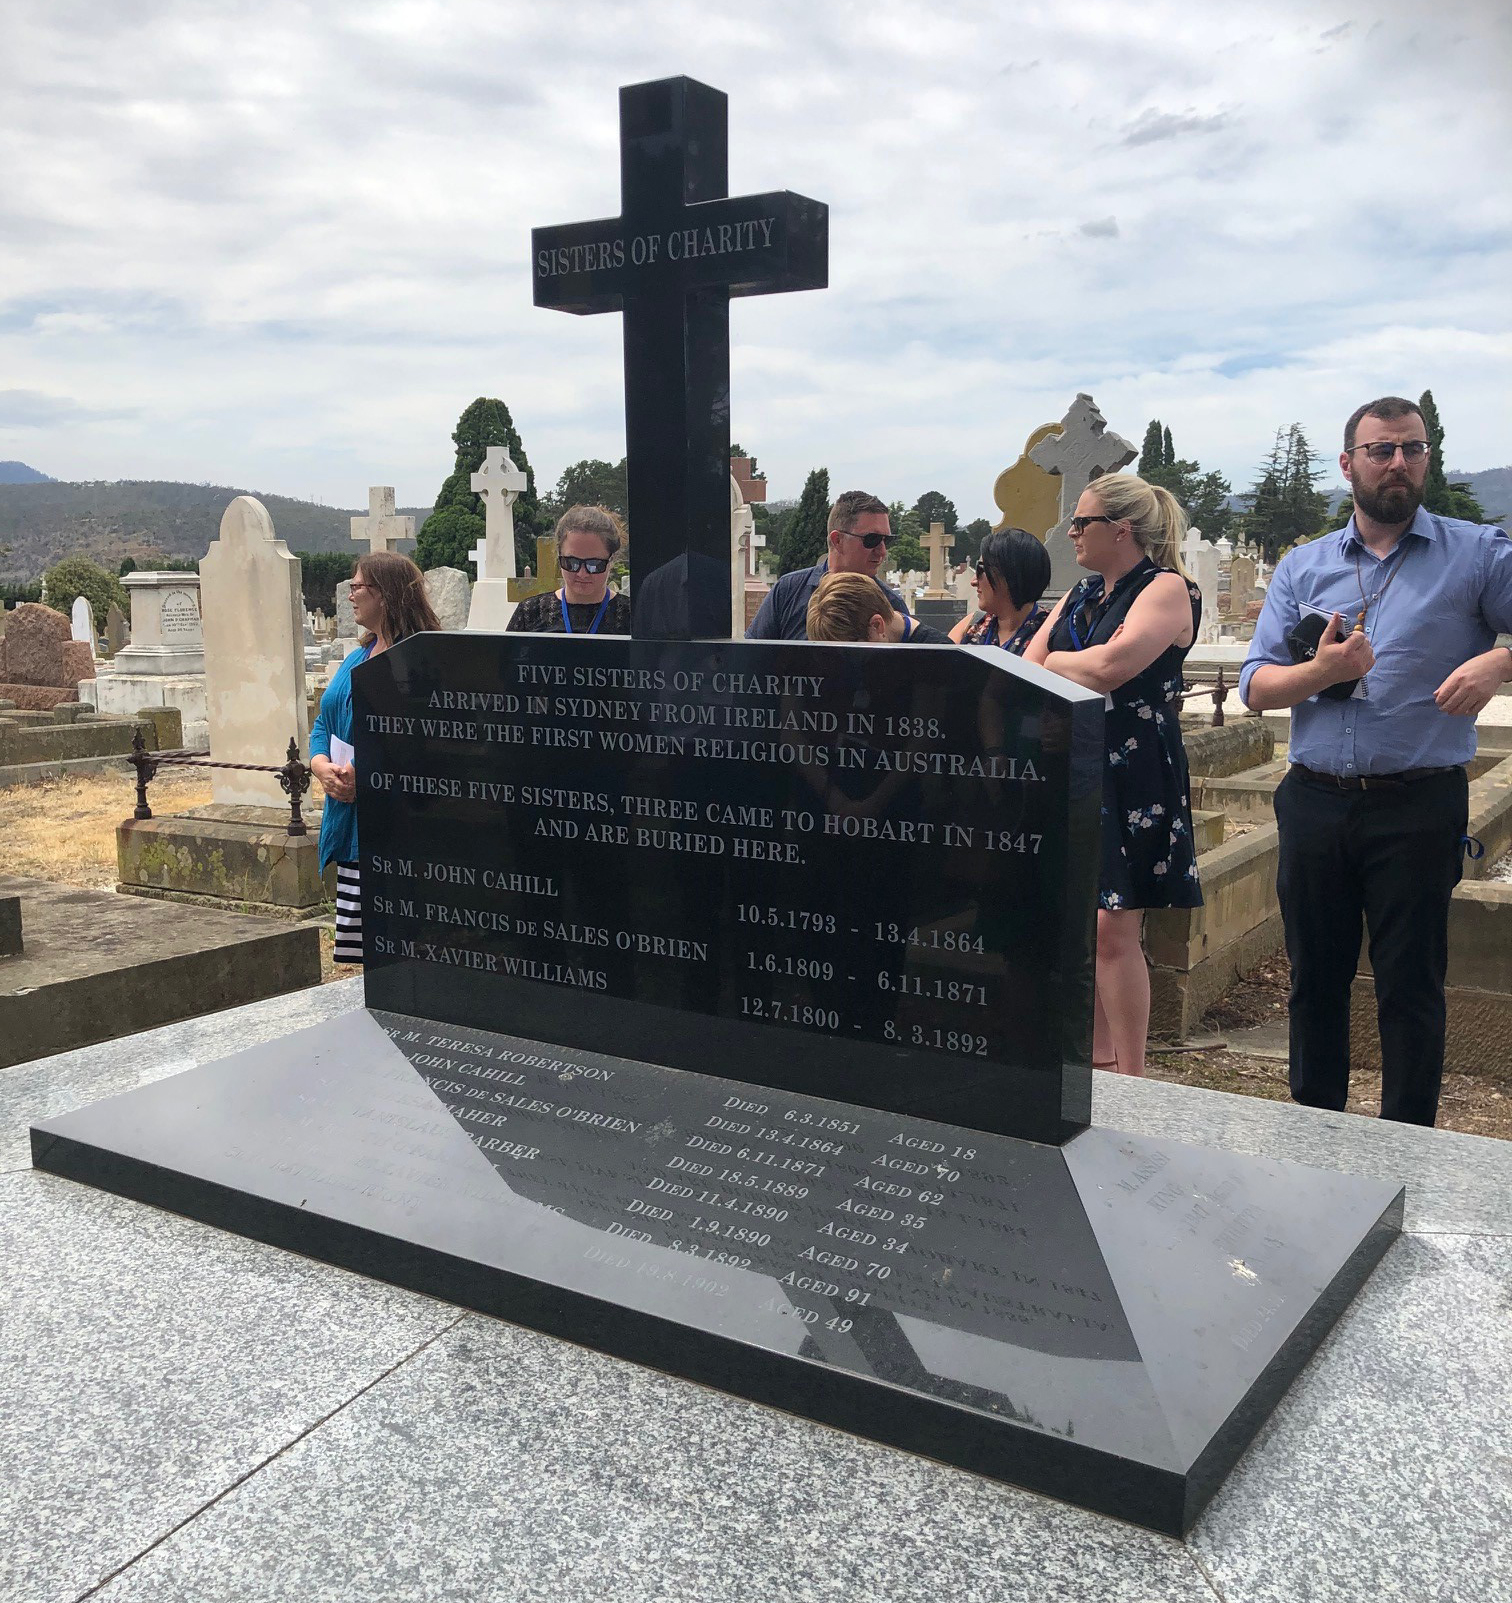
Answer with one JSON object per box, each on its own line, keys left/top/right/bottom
{"left": 1353, "top": 477, "right": 1422, "bottom": 525}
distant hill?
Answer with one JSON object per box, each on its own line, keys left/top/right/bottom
{"left": 0, "top": 480, "right": 430, "bottom": 580}
{"left": 1448, "top": 466, "right": 1511, "bottom": 522}
{"left": 0, "top": 461, "right": 54, "bottom": 485}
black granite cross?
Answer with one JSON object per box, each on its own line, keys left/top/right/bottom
{"left": 533, "top": 76, "right": 827, "bottom": 639}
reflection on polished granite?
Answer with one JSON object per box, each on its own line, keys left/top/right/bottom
{"left": 31, "top": 1005, "right": 1400, "bottom": 1536}
{"left": 7, "top": 985, "right": 1509, "bottom": 1601}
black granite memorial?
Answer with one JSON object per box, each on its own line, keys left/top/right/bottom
{"left": 29, "top": 75, "right": 1403, "bottom": 1539}
{"left": 31, "top": 632, "right": 1402, "bottom": 1535}
{"left": 533, "top": 76, "right": 826, "bottom": 639}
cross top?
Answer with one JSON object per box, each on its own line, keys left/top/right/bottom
{"left": 923, "top": 521, "right": 956, "bottom": 598}
{"left": 533, "top": 76, "right": 827, "bottom": 638}
{"left": 471, "top": 447, "right": 527, "bottom": 508}
{"left": 351, "top": 486, "right": 415, "bottom": 555}
{"left": 1029, "top": 395, "right": 1137, "bottom": 515}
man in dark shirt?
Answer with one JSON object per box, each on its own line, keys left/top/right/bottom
{"left": 746, "top": 489, "right": 911, "bottom": 639}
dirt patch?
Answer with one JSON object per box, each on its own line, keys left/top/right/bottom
{"left": 1144, "top": 952, "right": 1510, "bottom": 1141}
{"left": 0, "top": 768, "right": 214, "bottom": 890}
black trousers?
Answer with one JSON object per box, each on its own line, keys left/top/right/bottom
{"left": 1274, "top": 766, "right": 1468, "bottom": 1127}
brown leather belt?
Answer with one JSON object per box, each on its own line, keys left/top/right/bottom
{"left": 1291, "top": 763, "right": 1462, "bottom": 791}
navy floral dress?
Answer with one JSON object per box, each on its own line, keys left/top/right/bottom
{"left": 1048, "top": 558, "right": 1203, "bottom": 912}
{"left": 961, "top": 604, "right": 1048, "bottom": 655}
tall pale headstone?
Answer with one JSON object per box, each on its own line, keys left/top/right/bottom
{"left": 1183, "top": 529, "right": 1221, "bottom": 646}
{"left": 200, "top": 496, "right": 309, "bottom": 806}
{"left": 351, "top": 486, "right": 414, "bottom": 555}
{"left": 1230, "top": 554, "right": 1257, "bottom": 612}
{"left": 921, "top": 522, "right": 955, "bottom": 600}
{"left": 70, "top": 596, "right": 96, "bottom": 652}
{"left": 730, "top": 473, "right": 758, "bottom": 639}
{"left": 1031, "top": 394, "right": 1138, "bottom": 595}
{"left": 424, "top": 567, "right": 471, "bottom": 631}
{"left": 105, "top": 602, "right": 128, "bottom": 656}
{"left": 466, "top": 447, "right": 528, "bottom": 631}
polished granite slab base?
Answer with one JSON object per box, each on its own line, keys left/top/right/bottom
{"left": 30, "top": 1006, "right": 1401, "bottom": 1537}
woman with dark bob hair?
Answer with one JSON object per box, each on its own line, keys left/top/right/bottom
{"left": 311, "top": 550, "right": 442, "bottom": 965}
{"left": 950, "top": 527, "right": 1052, "bottom": 654}
{"left": 506, "top": 504, "right": 631, "bottom": 635}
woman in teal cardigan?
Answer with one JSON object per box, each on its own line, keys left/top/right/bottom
{"left": 310, "top": 551, "right": 440, "bottom": 964}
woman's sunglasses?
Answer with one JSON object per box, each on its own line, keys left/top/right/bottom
{"left": 559, "top": 556, "right": 610, "bottom": 574}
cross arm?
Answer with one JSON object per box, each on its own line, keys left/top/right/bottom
{"left": 533, "top": 192, "right": 828, "bottom": 315}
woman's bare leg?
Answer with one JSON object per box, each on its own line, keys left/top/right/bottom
{"left": 1095, "top": 908, "right": 1149, "bottom": 1077}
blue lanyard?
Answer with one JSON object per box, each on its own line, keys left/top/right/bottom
{"left": 1066, "top": 586, "right": 1100, "bottom": 651}
{"left": 560, "top": 591, "right": 611, "bottom": 635}
{"left": 901, "top": 613, "right": 913, "bottom": 641}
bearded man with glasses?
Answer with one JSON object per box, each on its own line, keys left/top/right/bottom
{"left": 746, "top": 489, "right": 914, "bottom": 640}
{"left": 1241, "top": 395, "right": 1512, "bottom": 1126}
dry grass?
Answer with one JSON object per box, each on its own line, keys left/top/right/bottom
{"left": 0, "top": 767, "right": 214, "bottom": 890}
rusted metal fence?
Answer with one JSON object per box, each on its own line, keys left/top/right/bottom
{"left": 128, "top": 730, "right": 313, "bottom": 836}
{"left": 1175, "top": 667, "right": 1230, "bottom": 728}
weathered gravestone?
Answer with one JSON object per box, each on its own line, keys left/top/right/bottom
{"left": 70, "top": 596, "right": 96, "bottom": 652}
{"left": 350, "top": 485, "right": 415, "bottom": 555}
{"left": 915, "top": 521, "right": 968, "bottom": 632}
{"left": 1183, "top": 528, "right": 1221, "bottom": 647}
{"left": 0, "top": 602, "right": 93, "bottom": 710}
{"left": 200, "top": 496, "right": 309, "bottom": 805}
{"left": 466, "top": 446, "right": 529, "bottom": 632}
{"left": 33, "top": 75, "right": 1403, "bottom": 1542}
{"left": 1032, "top": 394, "right": 1138, "bottom": 596}
{"left": 84, "top": 573, "right": 207, "bottom": 746}
{"left": 423, "top": 566, "right": 471, "bottom": 631}
{"left": 105, "top": 602, "right": 128, "bottom": 656}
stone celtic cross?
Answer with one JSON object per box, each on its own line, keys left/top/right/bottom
{"left": 469, "top": 447, "right": 528, "bottom": 584}
{"left": 351, "top": 486, "right": 415, "bottom": 555}
{"left": 533, "top": 75, "right": 827, "bottom": 638}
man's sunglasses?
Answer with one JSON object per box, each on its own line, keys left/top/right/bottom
{"left": 842, "top": 530, "right": 892, "bottom": 549}
{"left": 1345, "top": 441, "right": 1430, "bottom": 465}
{"left": 559, "top": 556, "right": 610, "bottom": 574}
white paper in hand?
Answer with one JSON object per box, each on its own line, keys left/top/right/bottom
{"left": 329, "top": 736, "right": 355, "bottom": 770}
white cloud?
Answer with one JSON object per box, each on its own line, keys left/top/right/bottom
{"left": 0, "top": 0, "right": 1507, "bottom": 522}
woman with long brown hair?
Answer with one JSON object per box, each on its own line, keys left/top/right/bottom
{"left": 311, "top": 551, "right": 441, "bottom": 964}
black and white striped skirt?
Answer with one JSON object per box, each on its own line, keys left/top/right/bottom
{"left": 334, "top": 861, "right": 363, "bottom": 965}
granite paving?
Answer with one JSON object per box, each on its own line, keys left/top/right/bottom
{"left": 4, "top": 982, "right": 1509, "bottom": 1601}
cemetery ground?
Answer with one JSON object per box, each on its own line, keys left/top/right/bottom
{"left": 0, "top": 767, "right": 352, "bottom": 982}
{"left": 5, "top": 763, "right": 1506, "bottom": 1138}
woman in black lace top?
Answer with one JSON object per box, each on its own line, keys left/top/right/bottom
{"left": 506, "top": 505, "right": 632, "bottom": 635}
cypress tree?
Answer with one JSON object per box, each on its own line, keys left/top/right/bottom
{"left": 416, "top": 397, "right": 547, "bottom": 574}
{"left": 777, "top": 469, "right": 831, "bottom": 575}
{"left": 1419, "top": 389, "right": 1451, "bottom": 514}
{"left": 1137, "top": 420, "right": 1163, "bottom": 478}
{"left": 1162, "top": 426, "right": 1175, "bottom": 470}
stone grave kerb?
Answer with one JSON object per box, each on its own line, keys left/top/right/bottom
{"left": 465, "top": 448, "right": 528, "bottom": 632}
{"left": 351, "top": 486, "right": 414, "bottom": 555}
{"left": 1030, "top": 394, "right": 1137, "bottom": 595}
{"left": 200, "top": 496, "right": 309, "bottom": 806}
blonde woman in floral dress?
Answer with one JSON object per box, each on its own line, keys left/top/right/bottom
{"left": 1025, "top": 475, "right": 1203, "bottom": 1077}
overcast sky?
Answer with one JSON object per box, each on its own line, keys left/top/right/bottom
{"left": 1, "top": 0, "right": 1507, "bottom": 518}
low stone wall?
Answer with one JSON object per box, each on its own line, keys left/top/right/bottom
{"left": 1465, "top": 752, "right": 1512, "bottom": 881}
{"left": 0, "top": 712, "right": 155, "bottom": 769}
{"left": 1181, "top": 717, "right": 1274, "bottom": 778}
{"left": 1146, "top": 825, "right": 1284, "bottom": 1039}
{"left": 1351, "top": 880, "right": 1512, "bottom": 1082}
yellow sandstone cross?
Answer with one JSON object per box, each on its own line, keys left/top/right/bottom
{"left": 507, "top": 538, "right": 561, "bottom": 603}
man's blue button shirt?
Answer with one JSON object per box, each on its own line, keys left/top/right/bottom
{"left": 1240, "top": 509, "right": 1512, "bottom": 776}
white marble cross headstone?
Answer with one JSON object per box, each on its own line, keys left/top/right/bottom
{"left": 465, "top": 447, "right": 529, "bottom": 631}
{"left": 1030, "top": 393, "right": 1138, "bottom": 595}
{"left": 922, "top": 522, "right": 955, "bottom": 599}
{"left": 350, "top": 486, "right": 415, "bottom": 555}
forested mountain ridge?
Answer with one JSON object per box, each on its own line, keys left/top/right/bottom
{"left": 0, "top": 480, "right": 430, "bottom": 579}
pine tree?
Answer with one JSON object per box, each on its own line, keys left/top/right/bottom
{"left": 1162, "top": 426, "right": 1175, "bottom": 471}
{"left": 1137, "top": 420, "right": 1164, "bottom": 478}
{"left": 416, "top": 397, "right": 547, "bottom": 575}
{"left": 777, "top": 469, "right": 830, "bottom": 575}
